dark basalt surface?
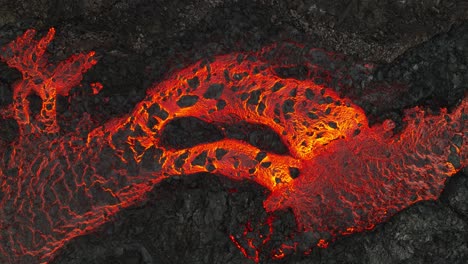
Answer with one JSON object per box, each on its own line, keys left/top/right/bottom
{"left": 0, "top": 1, "right": 467, "bottom": 263}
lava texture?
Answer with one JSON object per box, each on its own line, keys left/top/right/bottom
{"left": 0, "top": 29, "right": 466, "bottom": 263}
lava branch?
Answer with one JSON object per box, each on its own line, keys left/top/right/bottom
{"left": 161, "top": 139, "right": 301, "bottom": 189}
{"left": 0, "top": 28, "right": 97, "bottom": 135}
{"left": 0, "top": 28, "right": 466, "bottom": 263}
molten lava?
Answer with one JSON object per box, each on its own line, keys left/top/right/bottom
{"left": 0, "top": 29, "right": 466, "bottom": 263}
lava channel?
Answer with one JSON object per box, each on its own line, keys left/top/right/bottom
{"left": 0, "top": 28, "right": 466, "bottom": 263}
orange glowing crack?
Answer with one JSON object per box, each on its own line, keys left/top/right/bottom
{"left": 0, "top": 28, "right": 466, "bottom": 263}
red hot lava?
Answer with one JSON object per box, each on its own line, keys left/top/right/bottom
{"left": 0, "top": 29, "right": 466, "bottom": 263}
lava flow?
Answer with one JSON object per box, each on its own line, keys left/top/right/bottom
{"left": 0, "top": 29, "right": 466, "bottom": 263}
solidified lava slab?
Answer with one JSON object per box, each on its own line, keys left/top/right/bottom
{"left": 0, "top": 29, "right": 466, "bottom": 263}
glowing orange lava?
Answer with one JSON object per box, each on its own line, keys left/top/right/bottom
{"left": 0, "top": 29, "right": 466, "bottom": 263}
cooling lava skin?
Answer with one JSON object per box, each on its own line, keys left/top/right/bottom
{"left": 0, "top": 29, "right": 466, "bottom": 263}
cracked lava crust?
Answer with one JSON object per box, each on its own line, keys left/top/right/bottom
{"left": 0, "top": 28, "right": 466, "bottom": 263}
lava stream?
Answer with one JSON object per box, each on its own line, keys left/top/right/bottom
{"left": 0, "top": 29, "right": 465, "bottom": 263}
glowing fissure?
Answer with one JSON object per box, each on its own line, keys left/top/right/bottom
{"left": 0, "top": 29, "right": 466, "bottom": 263}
